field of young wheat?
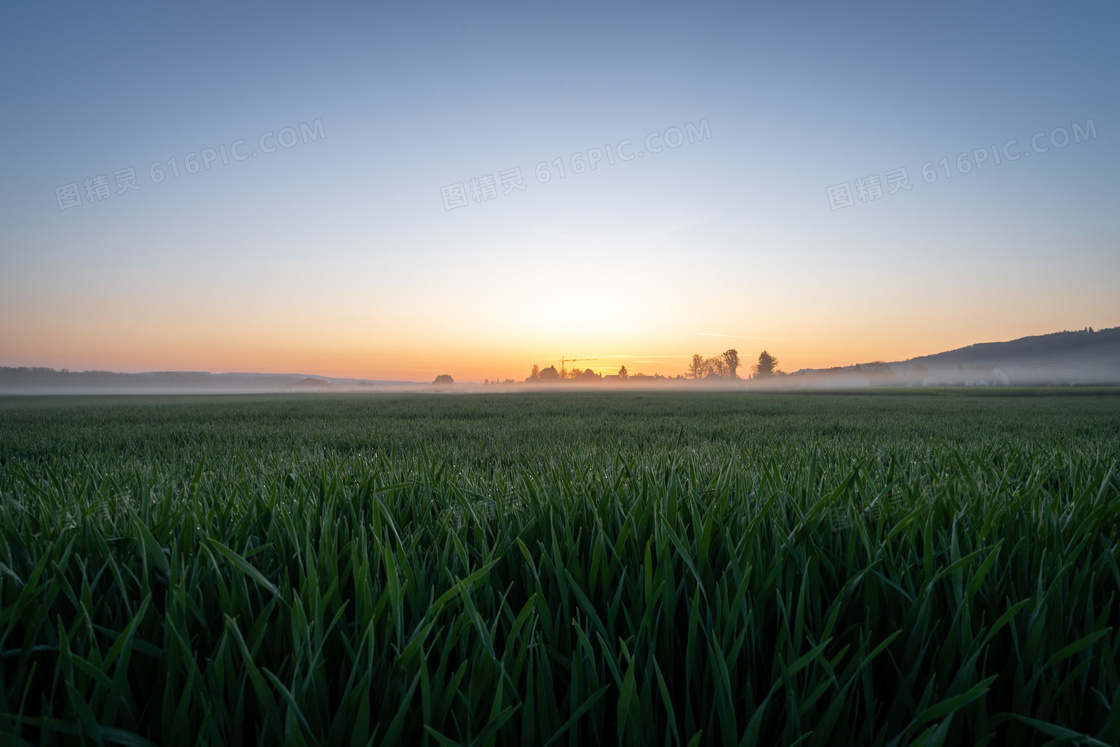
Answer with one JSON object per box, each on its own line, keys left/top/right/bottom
{"left": 1, "top": 390, "right": 1119, "bottom": 745}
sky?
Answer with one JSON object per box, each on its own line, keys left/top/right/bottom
{"left": 1, "top": 1, "right": 1117, "bottom": 382}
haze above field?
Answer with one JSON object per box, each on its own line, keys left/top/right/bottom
{"left": 2, "top": 326, "right": 1118, "bottom": 393}
{"left": 1, "top": 2, "right": 1117, "bottom": 381}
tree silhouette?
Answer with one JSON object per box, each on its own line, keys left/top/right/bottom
{"left": 703, "top": 356, "right": 728, "bottom": 378}
{"left": 688, "top": 354, "right": 705, "bottom": 379}
{"left": 689, "top": 352, "right": 744, "bottom": 379}
{"left": 722, "top": 349, "right": 740, "bottom": 378}
{"left": 538, "top": 365, "right": 560, "bottom": 382}
{"left": 618, "top": 365, "right": 628, "bottom": 380}
{"left": 527, "top": 364, "right": 540, "bottom": 382}
{"left": 755, "top": 351, "right": 778, "bottom": 378}
{"left": 433, "top": 374, "right": 454, "bottom": 385}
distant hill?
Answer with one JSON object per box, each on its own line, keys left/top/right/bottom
{"left": 890, "top": 327, "right": 1120, "bottom": 385}
{"left": 786, "top": 327, "right": 1120, "bottom": 387}
{"left": 0, "top": 368, "right": 416, "bottom": 395}
{"left": 904, "top": 327, "right": 1120, "bottom": 369}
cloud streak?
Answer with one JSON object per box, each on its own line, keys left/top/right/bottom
{"left": 697, "top": 332, "right": 786, "bottom": 341}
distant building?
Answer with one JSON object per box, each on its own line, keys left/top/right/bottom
{"left": 961, "top": 366, "right": 1010, "bottom": 386}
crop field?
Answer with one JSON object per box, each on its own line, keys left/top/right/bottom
{"left": 1, "top": 390, "right": 1119, "bottom": 746}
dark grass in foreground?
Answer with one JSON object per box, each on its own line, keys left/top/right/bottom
{"left": 1, "top": 390, "right": 1119, "bottom": 745}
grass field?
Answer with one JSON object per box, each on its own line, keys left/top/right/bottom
{"left": 1, "top": 390, "right": 1119, "bottom": 745}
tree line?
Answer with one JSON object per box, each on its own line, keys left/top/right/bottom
{"left": 521, "top": 350, "right": 782, "bottom": 383}
{"left": 685, "top": 349, "right": 781, "bottom": 379}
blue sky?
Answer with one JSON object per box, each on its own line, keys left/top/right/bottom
{"left": 1, "top": 1, "right": 1117, "bottom": 379}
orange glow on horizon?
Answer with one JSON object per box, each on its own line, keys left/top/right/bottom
{"left": 3, "top": 266, "right": 1115, "bottom": 383}
{"left": 3, "top": 319, "right": 1112, "bottom": 383}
